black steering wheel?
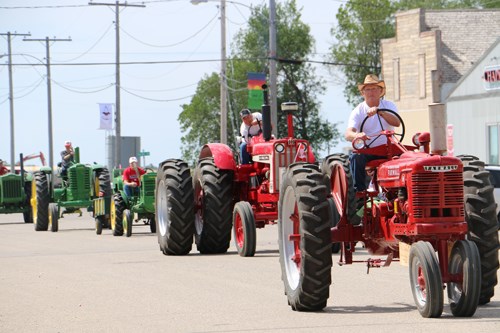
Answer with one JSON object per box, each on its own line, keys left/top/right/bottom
{"left": 145, "top": 167, "right": 155, "bottom": 173}
{"left": 359, "top": 108, "right": 405, "bottom": 148}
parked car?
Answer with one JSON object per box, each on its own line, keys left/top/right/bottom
{"left": 485, "top": 165, "right": 500, "bottom": 229}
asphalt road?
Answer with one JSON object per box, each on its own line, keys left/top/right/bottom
{"left": 1, "top": 213, "right": 499, "bottom": 333}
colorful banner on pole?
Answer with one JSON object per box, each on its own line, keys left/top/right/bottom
{"left": 99, "top": 103, "right": 113, "bottom": 130}
{"left": 247, "top": 72, "right": 266, "bottom": 110}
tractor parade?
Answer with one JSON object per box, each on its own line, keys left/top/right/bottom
{"left": 1, "top": 1, "right": 500, "bottom": 331}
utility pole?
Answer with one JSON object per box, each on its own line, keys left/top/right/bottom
{"left": 89, "top": 1, "right": 145, "bottom": 167}
{"left": 0, "top": 31, "right": 31, "bottom": 172}
{"left": 24, "top": 37, "right": 71, "bottom": 172}
{"left": 220, "top": 0, "right": 227, "bottom": 144}
{"left": 269, "top": 0, "right": 278, "bottom": 137}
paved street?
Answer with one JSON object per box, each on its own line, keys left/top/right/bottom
{"left": 0, "top": 213, "right": 499, "bottom": 333}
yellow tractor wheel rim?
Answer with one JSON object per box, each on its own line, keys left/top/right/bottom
{"left": 31, "top": 180, "right": 37, "bottom": 224}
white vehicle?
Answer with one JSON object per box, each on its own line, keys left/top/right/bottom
{"left": 485, "top": 165, "right": 500, "bottom": 229}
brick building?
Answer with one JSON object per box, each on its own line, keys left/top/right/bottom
{"left": 380, "top": 8, "right": 500, "bottom": 161}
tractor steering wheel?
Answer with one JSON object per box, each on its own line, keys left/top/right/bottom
{"left": 359, "top": 108, "right": 405, "bottom": 148}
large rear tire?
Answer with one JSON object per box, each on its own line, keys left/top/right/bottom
{"left": 232, "top": 201, "right": 256, "bottom": 257}
{"left": 23, "top": 181, "right": 33, "bottom": 223}
{"left": 459, "top": 155, "right": 499, "bottom": 305}
{"left": 447, "top": 240, "right": 481, "bottom": 317}
{"left": 111, "top": 193, "right": 125, "bottom": 236}
{"left": 94, "top": 168, "right": 112, "bottom": 198}
{"left": 32, "top": 172, "right": 50, "bottom": 231}
{"left": 408, "top": 241, "right": 443, "bottom": 318}
{"left": 279, "top": 163, "right": 332, "bottom": 311}
{"left": 155, "top": 159, "right": 195, "bottom": 255}
{"left": 193, "top": 158, "right": 233, "bottom": 254}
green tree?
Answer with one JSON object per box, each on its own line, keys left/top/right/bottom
{"left": 178, "top": 0, "right": 341, "bottom": 165}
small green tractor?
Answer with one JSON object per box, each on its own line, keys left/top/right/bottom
{"left": 0, "top": 155, "right": 33, "bottom": 223}
{"left": 109, "top": 168, "right": 156, "bottom": 237}
{"left": 30, "top": 147, "right": 112, "bottom": 233}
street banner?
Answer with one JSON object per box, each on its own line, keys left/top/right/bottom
{"left": 99, "top": 103, "right": 113, "bottom": 130}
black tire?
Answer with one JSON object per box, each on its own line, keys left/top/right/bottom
{"left": 458, "top": 155, "right": 499, "bottom": 305}
{"left": 123, "top": 210, "right": 132, "bottom": 237}
{"left": 279, "top": 163, "right": 332, "bottom": 311}
{"left": 155, "top": 159, "right": 195, "bottom": 255}
{"left": 48, "top": 203, "right": 59, "bottom": 233}
{"left": 447, "top": 240, "right": 481, "bottom": 317}
{"left": 111, "top": 193, "right": 125, "bottom": 236}
{"left": 149, "top": 216, "right": 156, "bottom": 234}
{"left": 95, "top": 216, "right": 106, "bottom": 235}
{"left": 408, "top": 241, "right": 443, "bottom": 318}
{"left": 23, "top": 181, "right": 33, "bottom": 223}
{"left": 232, "top": 201, "right": 256, "bottom": 257}
{"left": 32, "top": 172, "right": 50, "bottom": 231}
{"left": 321, "top": 153, "right": 361, "bottom": 226}
{"left": 193, "top": 158, "right": 234, "bottom": 254}
{"left": 94, "top": 168, "right": 112, "bottom": 198}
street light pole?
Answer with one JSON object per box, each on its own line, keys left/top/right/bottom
{"left": 220, "top": 0, "right": 227, "bottom": 144}
{"left": 269, "top": 0, "right": 277, "bottom": 138}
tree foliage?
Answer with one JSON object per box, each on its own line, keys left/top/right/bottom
{"left": 178, "top": 0, "right": 341, "bottom": 165}
{"left": 330, "top": 0, "right": 500, "bottom": 106}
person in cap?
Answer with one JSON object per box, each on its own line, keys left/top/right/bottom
{"left": 239, "top": 108, "right": 263, "bottom": 164}
{"left": 0, "top": 159, "right": 9, "bottom": 176}
{"left": 345, "top": 74, "right": 401, "bottom": 192}
{"left": 122, "top": 156, "right": 146, "bottom": 198}
{"left": 60, "top": 141, "right": 75, "bottom": 180}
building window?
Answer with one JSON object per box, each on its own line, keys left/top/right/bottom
{"left": 418, "top": 54, "right": 426, "bottom": 99}
{"left": 488, "top": 124, "right": 499, "bottom": 164}
{"left": 393, "top": 58, "right": 400, "bottom": 101}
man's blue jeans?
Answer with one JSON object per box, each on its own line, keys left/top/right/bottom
{"left": 240, "top": 142, "right": 252, "bottom": 164}
{"left": 349, "top": 153, "right": 385, "bottom": 191}
{"left": 124, "top": 185, "right": 140, "bottom": 198}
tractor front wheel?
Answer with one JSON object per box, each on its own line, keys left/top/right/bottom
{"left": 48, "top": 203, "right": 59, "bottom": 232}
{"left": 279, "top": 163, "right": 332, "bottom": 311}
{"left": 155, "top": 159, "right": 195, "bottom": 255}
{"left": 408, "top": 241, "right": 443, "bottom": 318}
{"left": 233, "top": 201, "right": 256, "bottom": 257}
{"left": 447, "top": 240, "right": 481, "bottom": 317}
{"left": 95, "top": 216, "right": 107, "bottom": 235}
{"left": 123, "top": 210, "right": 132, "bottom": 237}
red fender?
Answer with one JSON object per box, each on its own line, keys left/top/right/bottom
{"left": 198, "top": 143, "right": 236, "bottom": 171}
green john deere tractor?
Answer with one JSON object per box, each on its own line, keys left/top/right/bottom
{"left": 0, "top": 155, "right": 33, "bottom": 223}
{"left": 109, "top": 168, "right": 156, "bottom": 237}
{"left": 30, "top": 147, "right": 112, "bottom": 233}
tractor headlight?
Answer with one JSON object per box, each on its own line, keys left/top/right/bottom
{"left": 352, "top": 138, "right": 366, "bottom": 150}
{"left": 275, "top": 143, "right": 285, "bottom": 153}
{"left": 412, "top": 133, "right": 421, "bottom": 146}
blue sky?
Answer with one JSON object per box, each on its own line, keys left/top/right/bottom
{"left": 0, "top": 0, "right": 350, "bottom": 168}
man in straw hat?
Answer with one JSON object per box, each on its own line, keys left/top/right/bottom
{"left": 345, "top": 74, "right": 401, "bottom": 192}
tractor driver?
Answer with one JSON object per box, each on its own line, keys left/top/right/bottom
{"left": 0, "top": 159, "right": 9, "bottom": 175}
{"left": 239, "top": 108, "right": 263, "bottom": 164}
{"left": 345, "top": 74, "right": 401, "bottom": 192}
{"left": 123, "top": 156, "right": 146, "bottom": 198}
{"left": 60, "top": 141, "right": 75, "bottom": 179}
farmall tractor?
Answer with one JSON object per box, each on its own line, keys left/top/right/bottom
{"left": 31, "top": 147, "right": 112, "bottom": 233}
{"left": 278, "top": 108, "right": 499, "bottom": 318}
{"left": 154, "top": 91, "right": 314, "bottom": 256}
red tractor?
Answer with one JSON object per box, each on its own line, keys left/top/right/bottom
{"left": 155, "top": 91, "right": 315, "bottom": 257}
{"left": 278, "top": 109, "right": 499, "bottom": 318}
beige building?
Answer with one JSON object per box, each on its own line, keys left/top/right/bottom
{"left": 380, "top": 8, "right": 500, "bottom": 160}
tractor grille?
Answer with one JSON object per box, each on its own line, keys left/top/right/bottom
{"left": 68, "top": 166, "right": 91, "bottom": 201}
{"left": 142, "top": 177, "right": 155, "bottom": 197}
{"left": 1, "top": 178, "right": 23, "bottom": 200}
{"left": 411, "top": 171, "right": 464, "bottom": 219}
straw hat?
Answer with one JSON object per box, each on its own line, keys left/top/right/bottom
{"left": 357, "top": 74, "right": 386, "bottom": 97}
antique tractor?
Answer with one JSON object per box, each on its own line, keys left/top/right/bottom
{"left": 278, "top": 108, "right": 499, "bottom": 318}
{"left": 31, "top": 147, "right": 112, "bottom": 233}
{"left": 109, "top": 168, "right": 156, "bottom": 237}
{"left": 0, "top": 155, "right": 33, "bottom": 223}
{"left": 154, "top": 90, "right": 314, "bottom": 256}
